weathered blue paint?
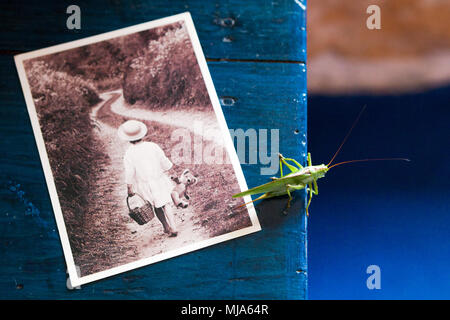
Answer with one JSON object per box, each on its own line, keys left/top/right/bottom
{"left": 0, "top": 0, "right": 306, "bottom": 62}
{"left": 6, "top": 180, "right": 56, "bottom": 238}
{"left": 0, "top": 0, "right": 307, "bottom": 299}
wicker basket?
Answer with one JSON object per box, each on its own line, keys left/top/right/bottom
{"left": 126, "top": 194, "right": 155, "bottom": 225}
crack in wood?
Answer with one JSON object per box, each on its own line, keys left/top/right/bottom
{"left": 207, "top": 57, "right": 306, "bottom": 64}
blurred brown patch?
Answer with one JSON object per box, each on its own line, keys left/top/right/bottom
{"left": 308, "top": 0, "right": 450, "bottom": 94}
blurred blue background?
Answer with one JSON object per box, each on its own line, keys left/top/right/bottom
{"left": 308, "top": 86, "right": 450, "bottom": 299}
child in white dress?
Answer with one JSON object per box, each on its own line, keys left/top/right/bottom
{"left": 118, "top": 120, "right": 177, "bottom": 236}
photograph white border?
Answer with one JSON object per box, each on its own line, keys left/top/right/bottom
{"left": 14, "top": 12, "right": 261, "bottom": 287}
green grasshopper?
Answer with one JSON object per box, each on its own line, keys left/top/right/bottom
{"left": 233, "top": 106, "right": 409, "bottom": 215}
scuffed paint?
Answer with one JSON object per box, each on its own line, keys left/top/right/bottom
{"left": 7, "top": 180, "right": 57, "bottom": 238}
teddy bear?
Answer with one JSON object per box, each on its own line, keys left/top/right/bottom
{"left": 171, "top": 169, "right": 198, "bottom": 208}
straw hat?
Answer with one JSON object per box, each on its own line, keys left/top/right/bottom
{"left": 118, "top": 120, "right": 148, "bottom": 141}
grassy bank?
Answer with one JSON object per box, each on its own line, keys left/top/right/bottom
{"left": 24, "top": 60, "right": 106, "bottom": 254}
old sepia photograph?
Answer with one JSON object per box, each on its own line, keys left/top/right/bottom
{"left": 15, "top": 13, "right": 260, "bottom": 286}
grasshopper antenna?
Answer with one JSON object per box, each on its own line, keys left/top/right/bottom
{"left": 329, "top": 158, "right": 410, "bottom": 169}
{"left": 327, "top": 105, "right": 367, "bottom": 167}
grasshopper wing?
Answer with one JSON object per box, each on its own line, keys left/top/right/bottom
{"left": 233, "top": 178, "right": 291, "bottom": 198}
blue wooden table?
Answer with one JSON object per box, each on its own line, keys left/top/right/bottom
{"left": 0, "top": 0, "right": 307, "bottom": 299}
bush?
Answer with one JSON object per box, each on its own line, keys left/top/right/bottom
{"left": 123, "top": 22, "right": 210, "bottom": 108}
{"left": 40, "top": 34, "right": 148, "bottom": 92}
{"left": 24, "top": 60, "right": 104, "bottom": 252}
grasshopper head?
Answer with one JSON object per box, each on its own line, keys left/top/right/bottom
{"left": 311, "top": 164, "right": 329, "bottom": 179}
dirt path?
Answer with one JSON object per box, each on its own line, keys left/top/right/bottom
{"left": 88, "top": 91, "right": 210, "bottom": 264}
{"left": 107, "top": 89, "right": 224, "bottom": 147}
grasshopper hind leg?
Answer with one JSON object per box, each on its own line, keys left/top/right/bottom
{"left": 279, "top": 153, "right": 301, "bottom": 176}
{"left": 283, "top": 157, "right": 303, "bottom": 169}
{"left": 278, "top": 156, "right": 284, "bottom": 178}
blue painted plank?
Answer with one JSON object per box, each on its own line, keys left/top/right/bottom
{"left": 0, "top": 55, "right": 307, "bottom": 299}
{"left": 0, "top": 0, "right": 307, "bottom": 299}
{"left": 0, "top": 0, "right": 306, "bottom": 61}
